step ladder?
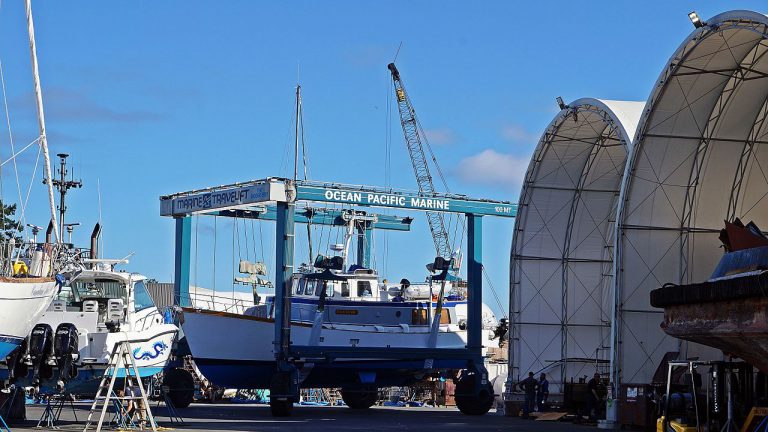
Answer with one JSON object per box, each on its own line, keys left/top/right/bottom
{"left": 82, "top": 340, "right": 157, "bottom": 432}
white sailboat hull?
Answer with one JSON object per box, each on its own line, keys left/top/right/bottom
{"left": 0, "top": 279, "right": 57, "bottom": 358}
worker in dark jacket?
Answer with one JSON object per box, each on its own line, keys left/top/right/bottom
{"left": 586, "top": 373, "right": 603, "bottom": 420}
{"left": 537, "top": 373, "right": 549, "bottom": 412}
{"left": 517, "top": 372, "right": 538, "bottom": 418}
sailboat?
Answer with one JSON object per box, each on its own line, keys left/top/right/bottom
{"left": 0, "top": 0, "right": 70, "bottom": 360}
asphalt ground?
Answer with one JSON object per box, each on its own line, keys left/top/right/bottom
{"left": 10, "top": 402, "right": 598, "bottom": 432}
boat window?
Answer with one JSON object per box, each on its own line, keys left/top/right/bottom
{"left": 341, "top": 282, "right": 350, "bottom": 297}
{"left": 69, "top": 279, "right": 127, "bottom": 304}
{"left": 133, "top": 280, "right": 155, "bottom": 312}
{"left": 295, "top": 279, "right": 305, "bottom": 295}
{"left": 440, "top": 311, "right": 450, "bottom": 324}
{"left": 55, "top": 285, "right": 80, "bottom": 303}
{"left": 357, "top": 281, "right": 372, "bottom": 297}
{"left": 293, "top": 279, "right": 304, "bottom": 295}
{"left": 411, "top": 309, "right": 428, "bottom": 325}
{"left": 315, "top": 281, "right": 333, "bottom": 297}
{"left": 304, "top": 280, "right": 316, "bottom": 296}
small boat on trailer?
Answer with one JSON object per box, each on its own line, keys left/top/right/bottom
{"left": 651, "top": 219, "right": 768, "bottom": 372}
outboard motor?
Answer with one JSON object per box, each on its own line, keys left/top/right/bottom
{"left": 53, "top": 323, "right": 79, "bottom": 390}
{"left": 26, "top": 323, "right": 54, "bottom": 385}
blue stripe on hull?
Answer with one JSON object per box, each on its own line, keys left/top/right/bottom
{"left": 290, "top": 297, "right": 467, "bottom": 308}
{"left": 0, "top": 339, "right": 22, "bottom": 359}
{"left": 194, "top": 358, "right": 468, "bottom": 389}
{"left": 193, "top": 360, "right": 275, "bottom": 389}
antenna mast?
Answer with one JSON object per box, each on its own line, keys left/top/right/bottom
{"left": 25, "top": 0, "right": 60, "bottom": 243}
{"left": 43, "top": 153, "right": 82, "bottom": 238}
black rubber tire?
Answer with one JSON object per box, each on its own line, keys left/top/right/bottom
{"left": 454, "top": 372, "right": 494, "bottom": 416}
{"left": 340, "top": 389, "right": 378, "bottom": 409}
{"left": 269, "top": 398, "right": 294, "bottom": 417}
{"left": 162, "top": 368, "right": 195, "bottom": 408}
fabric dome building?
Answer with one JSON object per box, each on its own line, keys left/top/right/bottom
{"left": 508, "top": 98, "right": 644, "bottom": 391}
{"left": 612, "top": 10, "right": 768, "bottom": 389}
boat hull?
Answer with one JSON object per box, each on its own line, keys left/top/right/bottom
{"left": 182, "top": 308, "right": 485, "bottom": 389}
{"left": 651, "top": 271, "right": 768, "bottom": 372}
{"left": 0, "top": 279, "right": 57, "bottom": 358}
{"left": 660, "top": 296, "right": 768, "bottom": 372}
{"left": 0, "top": 324, "right": 177, "bottom": 393}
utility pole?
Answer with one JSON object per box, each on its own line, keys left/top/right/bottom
{"left": 42, "top": 153, "right": 82, "bottom": 238}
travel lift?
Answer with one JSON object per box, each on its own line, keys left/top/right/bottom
{"left": 160, "top": 177, "right": 517, "bottom": 416}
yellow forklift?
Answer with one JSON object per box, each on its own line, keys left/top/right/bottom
{"left": 657, "top": 360, "right": 754, "bottom": 432}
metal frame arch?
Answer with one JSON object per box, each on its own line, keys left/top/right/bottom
{"left": 612, "top": 10, "right": 768, "bottom": 402}
{"left": 507, "top": 98, "right": 643, "bottom": 398}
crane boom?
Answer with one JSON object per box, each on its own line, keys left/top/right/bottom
{"left": 388, "top": 62, "right": 452, "bottom": 260}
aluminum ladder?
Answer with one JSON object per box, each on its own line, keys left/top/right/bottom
{"left": 82, "top": 340, "right": 157, "bottom": 432}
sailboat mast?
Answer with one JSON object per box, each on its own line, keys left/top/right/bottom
{"left": 293, "top": 85, "right": 301, "bottom": 182}
{"left": 293, "top": 85, "right": 314, "bottom": 262}
{"left": 25, "top": 0, "right": 60, "bottom": 244}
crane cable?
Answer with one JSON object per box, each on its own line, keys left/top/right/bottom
{"left": 483, "top": 265, "right": 508, "bottom": 320}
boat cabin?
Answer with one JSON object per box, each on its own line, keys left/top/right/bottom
{"left": 291, "top": 268, "right": 383, "bottom": 302}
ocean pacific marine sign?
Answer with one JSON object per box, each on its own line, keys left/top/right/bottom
{"left": 297, "top": 185, "right": 516, "bottom": 217}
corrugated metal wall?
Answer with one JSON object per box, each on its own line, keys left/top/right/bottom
{"left": 147, "top": 282, "right": 175, "bottom": 308}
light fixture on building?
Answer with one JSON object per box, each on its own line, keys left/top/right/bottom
{"left": 556, "top": 96, "right": 567, "bottom": 110}
{"left": 688, "top": 11, "right": 704, "bottom": 28}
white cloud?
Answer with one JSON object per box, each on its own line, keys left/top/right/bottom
{"left": 457, "top": 149, "right": 529, "bottom": 189}
{"left": 501, "top": 123, "right": 537, "bottom": 143}
{"left": 423, "top": 128, "right": 456, "bottom": 145}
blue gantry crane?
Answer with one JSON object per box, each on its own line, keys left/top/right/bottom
{"left": 161, "top": 177, "right": 516, "bottom": 416}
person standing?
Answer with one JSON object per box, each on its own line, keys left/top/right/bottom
{"left": 586, "top": 373, "right": 602, "bottom": 420}
{"left": 517, "top": 372, "right": 538, "bottom": 418}
{"left": 537, "top": 373, "right": 549, "bottom": 412}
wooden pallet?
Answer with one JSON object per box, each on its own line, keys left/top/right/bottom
{"left": 535, "top": 412, "right": 568, "bottom": 422}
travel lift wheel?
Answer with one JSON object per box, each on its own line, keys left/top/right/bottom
{"left": 269, "top": 397, "right": 295, "bottom": 417}
{"left": 454, "top": 371, "right": 494, "bottom": 415}
{"left": 162, "top": 368, "right": 195, "bottom": 408}
{"left": 269, "top": 370, "right": 298, "bottom": 417}
{"left": 340, "top": 388, "right": 378, "bottom": 409}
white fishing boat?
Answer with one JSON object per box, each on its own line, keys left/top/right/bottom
{"left": 180, "top": 215, "right": 498, "bottom": 409}
{"left": 182, "top": 266, "right": 498, "bottom": 387}
{"left": 2, "top": 157, "right": 179, "bottom": 393}
{"left": 2, "top": 256, "right": 177, "bottom": 393}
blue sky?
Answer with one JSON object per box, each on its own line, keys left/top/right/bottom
{"left": 0, "top": 1, "right": 763, "bottom": 317}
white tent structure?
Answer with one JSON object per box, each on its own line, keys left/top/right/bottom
{"left": 611, "top": 10, "right": 768, "bottom": 390}
{"left": 508, "top": 98, "right": 644, "bottom": 392}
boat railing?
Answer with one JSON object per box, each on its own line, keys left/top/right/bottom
{"left": 186, "top": 291, "right": 255, "bottom": 315}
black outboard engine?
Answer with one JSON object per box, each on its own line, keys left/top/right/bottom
{"left": 53, "top": 323, "right": 79, "bottom": 391}
{"left": 26, "top": 323, "right": 54, "bottom": 385}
